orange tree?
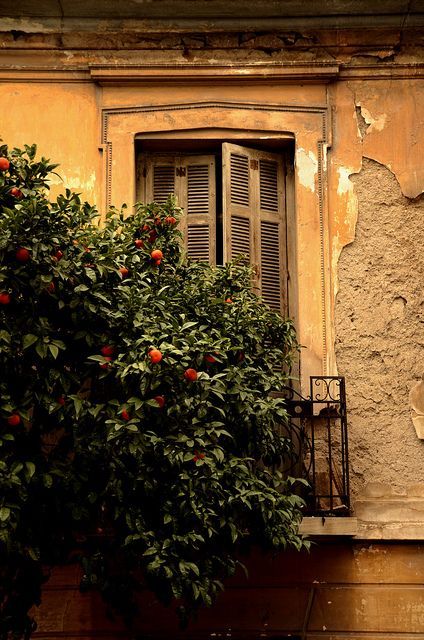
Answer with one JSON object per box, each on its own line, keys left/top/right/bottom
{"left": 0, "top": 144, "right": 308, "bottom": 639}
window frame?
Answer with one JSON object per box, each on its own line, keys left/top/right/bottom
{"left": 136, "top": 137, "right": 294, "bottom": 319}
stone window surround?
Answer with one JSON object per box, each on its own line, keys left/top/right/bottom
{"left": 101, "top": 97, "right": 333, "bottom": 391}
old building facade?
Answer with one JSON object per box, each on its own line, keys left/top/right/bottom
{"left": 1, "top": 0, "right": 424, "bottom": 636}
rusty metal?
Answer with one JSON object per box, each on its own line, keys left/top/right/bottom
{"left": 278, "top": 376, "right": 350, "bottom": 516}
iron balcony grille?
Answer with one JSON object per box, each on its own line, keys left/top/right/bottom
{"left": 275, "top": 376, "right": 350, "bottom": 516}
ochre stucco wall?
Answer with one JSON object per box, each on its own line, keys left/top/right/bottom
{"left": 2, "top": 14, "right": 424, "bottom": 637}
{"left": 2, "top": 83, "right": 101, "bottom": 202}
{"left": 33, "top": 543, "right": 424, "bottom": 638}
{"left": 1, "top": 29, "right": 424, "bottom": 501}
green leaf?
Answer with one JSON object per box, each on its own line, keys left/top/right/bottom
{"left": 22, "top": 334, "right": 38, "bottom": 349}
{"left": 0, "top": 507, "right": 10, "bottom": 522}
{"left": 43, "top": 474, "right": 53, "bottom": 488}
{"left": 0, "top": 330, "right": 11, "bottom": 344}
{"left": 48, "top": 344, "right": 59, "bottom": 359}
{"left": 25, "top": 462, "right": 36, "bottom": 479}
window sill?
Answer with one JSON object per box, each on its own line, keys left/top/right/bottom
{"left": 299, "top": 516, "right": 358, "bottom": 537}
{"left": 300, "top": 515, "right": 424, "bottom": 540}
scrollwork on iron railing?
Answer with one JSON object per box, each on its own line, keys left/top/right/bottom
{"left": 275, "top": 376, "right": 350, "bottom": 516}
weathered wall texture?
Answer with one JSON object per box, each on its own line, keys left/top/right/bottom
{"left": 0, "top": 11, "right": 424, "bottom": 521}
{"left": 2, "top": 5, "right": 424, "bottom": 636}
{"left": 336, "top": 159, "right": 424, "bottom": 499}
{"left": 33, "top": 542, "right": 424, "bottom": 638}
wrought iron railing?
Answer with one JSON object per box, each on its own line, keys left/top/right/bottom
{"left": 274, "top": 376, "right": 350, "bottom": 516}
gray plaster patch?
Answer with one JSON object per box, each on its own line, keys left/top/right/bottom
{"left": 335, "top": 158, "right": 424, "bottom": 501}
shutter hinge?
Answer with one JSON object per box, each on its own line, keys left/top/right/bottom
{"left": 250, "top": 159, "right": 259, "bottom": 171}
{"left": 176, "top": 167, "right": 186, "bottom": 177}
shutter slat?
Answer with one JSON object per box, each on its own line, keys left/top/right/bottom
{"left": 259, "top": 159, "right": 279, "bottom": 212}
{"left": 230, "top": 153, "right": 249, "bottom": 207}
{"left": 183, "top": 156, "right": 216, "bottom": 264}
{"left": 231, "top": 216, "right": 251, "bottom": 260}
{"left": 153, "top": 165, "right": 175, "bottom": 203}
{"left": 187, "top": 225, "right": 210, "bottom": 261}
{"left": 261, "top": 220, "right": 281, "bottom": 310}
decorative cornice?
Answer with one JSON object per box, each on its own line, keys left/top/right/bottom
{"left": 89, "top": 62, "right": 340, "bottom": 85}
{"left": 1, "top": 61, "right": 424, "bottom": 84}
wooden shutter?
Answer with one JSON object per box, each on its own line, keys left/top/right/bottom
{"left": 139, "top": 154, "right": 215, "bottom": 264}
{"left": 141, "top": 156, "right": 177, "bottom": 204}
{"left": 180, "top": 156, "right": 216, "bottom": 265}
{"left": 222, "top": 143, "right": 286, "bottom": 314}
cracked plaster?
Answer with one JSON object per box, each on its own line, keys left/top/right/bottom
{"left": 1, "top": 21, "right": 424, "bottom": 512}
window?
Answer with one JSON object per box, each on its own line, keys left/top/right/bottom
{"left": 138, "top": 141, "right": 289, "bottom": 315}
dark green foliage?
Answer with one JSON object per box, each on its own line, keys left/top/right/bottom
{"left": 0, "top": 143, "right": 308, "bottom": 639}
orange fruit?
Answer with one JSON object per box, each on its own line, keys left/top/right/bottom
{"left": 184, "top": 368, "right": 198, "bottom": 382}
{"left": 154, "top": 395, "right": 165, "bottom": 409}
{"left": 0, "top": 292, "right": 11, "bottom": 305}
{"left": 101, "top": 345, "right": 114, "bottom": 356}
{"left": 0, "top": 157, "right": 10, "bottom": 171}
{"left": 7, "top": 414, "right": 21, "bottom": 426}
{"left": 149, "top": 349, "right": 163, "bottom": 364}
{"left": 151, "top": 249, "right": 163, "bottom": 260}
{"left": 16, "top": 247, "right": 30, "bottom": 262}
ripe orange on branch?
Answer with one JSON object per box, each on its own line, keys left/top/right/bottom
{"left": 149, "top": 349, "right": 163, "bottom": 364}
{"left": 16, "top": 248, "right": 30, "bottom": 262}
{"left": 184, "top": 368, "right": 198, "bottom": 382}
{"left": 118, "top": 266, "right": 129, "bottom": 278}
{"left": 151, "top": 249, "right": 163, "bottom": 261}
{"left": 10, "top": 187, "right": 23, "bottom": 199}
{"left": 0, "top": 157, "right": 10, "bottom": 171}
{"left": 154, "top": 395, "right": 166, "bottom": 409}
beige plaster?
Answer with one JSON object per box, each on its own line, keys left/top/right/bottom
{"left": 410, "top": 374, "right": 424, "bottom": 439}
{"left": 335, "top": 159, "right": 424, "bottom": 500}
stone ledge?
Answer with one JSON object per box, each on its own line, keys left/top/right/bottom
{"left": 89, "top": 62, "right": 340, "bottom": 85}
{"left": 355, "top": 521, "right": 424, "bottom": 540}
{"left": 300, "top": 516, "right": 358, "bottom": 536}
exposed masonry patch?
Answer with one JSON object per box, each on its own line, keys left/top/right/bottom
{"left": 295, "top": 147, "right": 317, "bottom": 193}
{"left": 335, "top": 158, "right": 424, "bottom": 501}
{"left": 355, "top": 102, "right": 387, "bottom": 138}
{"left": 355, "top": 105, "right": 370, "bottom": 139}
{"left": 337, "top": 165, "right": 356, "bottom": 196}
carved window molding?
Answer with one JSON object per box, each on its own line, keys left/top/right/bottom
{"left": 100, "top": 99, "right": 333, "bottom": 390}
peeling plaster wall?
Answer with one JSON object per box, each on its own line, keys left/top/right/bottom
{"left": 335, "top": 158, "right": 424, "bottom": 498}
{"left": 2, "top": 11, "right": 424, "bottom": 636}
{"left": 0, "top": 17, "right": 424, "bottom": 512}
